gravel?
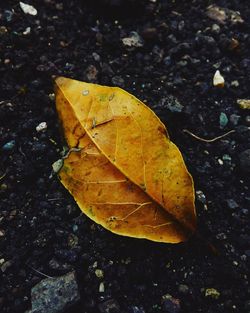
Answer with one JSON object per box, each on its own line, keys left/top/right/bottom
{"left": 25, "top": 271, "right": 80, "bottom": 313}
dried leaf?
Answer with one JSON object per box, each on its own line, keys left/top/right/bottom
{"left": 55, "top": 77, "right": 196, "bottom": 243}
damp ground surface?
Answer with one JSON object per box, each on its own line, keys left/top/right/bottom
{"left": 0, "top": 1, "right": 250, "bottom": 312}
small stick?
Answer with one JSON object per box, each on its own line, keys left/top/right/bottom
{"left": 183, "top": 129, "right": 235, "bottom": 143}
{"left": 28, "top": 265, "right": 53, "bottom": 279}
{"left": 0, "top": 172, "right": 6, "bottom": 181}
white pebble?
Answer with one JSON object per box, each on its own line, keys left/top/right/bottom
{"left": 213, "top": 70, "right": 225, "bottom": 87}
{"left": 36, "top": 122, "right": 47, "bottom": 132}
{"left": 218, "top": 159, "right": 223, "bottom": 165}
{"left": 23, "top": 27, "right": 31, "bottom": 35}
{"left": 19, "top": 2, "right": 37, "bottom": 16}
{"left": 99, "top": 282, "right": 105, "bottom": 293}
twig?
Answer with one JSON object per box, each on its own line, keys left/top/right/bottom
{"left": 183, "top": 129, "right": 236, "bottom": 143}
{"left": 28, "top": 265, "right": 53, "bottom": 279}
{"left": 0, "top": 172, "right": 6, "bottom": 181}
{"left": 18, "top": 147, "right": 26, "bottom": 158}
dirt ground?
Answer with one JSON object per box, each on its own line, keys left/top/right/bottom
{"left": 0, "top": 0, "right": 249, "bottom": 312}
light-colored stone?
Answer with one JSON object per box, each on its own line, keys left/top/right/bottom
{"left": 213, "top": 70, "right": 225, "bottom": 87}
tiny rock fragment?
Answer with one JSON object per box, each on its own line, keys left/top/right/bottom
{"left": 206, "top": 5, "right": 244, "bottom": 25}
{"left": 178, "top": 284, "right": 189, "bottom": 295}
{"left": 0, "top": 26, "right": 8, "bottom": 35}
{"left": 226, "top": 199, "right": 238, "bottom": 210}
{"left": 19, "top": 2, "right": 37, "bottom": 16}
{"left": 219, "top": 112, "right": 228, "bottom": 128}
{"left": 206, "top": 5, "right": 226, "bottom": 24}
{"left": 159, "top": 95, "right": 183, "bottom": 113}
{"left": 25, "top": 271, "right": 80, "bottom": 313}
{"left": 52, "top": 159, "right": 64, "bottom": 174}
{"left": 2, "top": 140, "right": 15, "bottom": 151}
{"left": 23, "top": 27, "right": 31, "bottom": 35}
{"left": 231, "top": 80, "right": 239, "bottom": 87}
{"left": 213, "top": 70, "right": 225, "bottom": 87}
{"left": 49, "top": 93, "right": 55, "bottom": 101}
{"left": 99, "top": 282, "right": 105, "bottom": 293}
{"left": 98, "top": 299, "right": 120, "bottom": 313}
{"left": 95, "top": 269, "right": 104, "bottom": 279}
{"left": 85, "top": 65, "right": 98, "bottom": 82}
{"left": 245, "top": 116, "right": 250, "bottom": 125}
{"left": 36, "top": 122, "right": 47, "bottom": 132}
{"left": 229, "top": 38, "right": 239, "bottom": 51}
{"left": 111, "top": 76, "right": 125, "bottom": 87}
{"left": 205, "top": 288, "right": 220, "bottom": 299}
{"left": 122, "top": 31, "right": 144, "bottom": 48}
{"left": 162, "top": 294, "right": 181, "bottom": 313}
{"left": 1, "top": 260, "right": 12, "bottom": 273}
{"left": 237, "top": 99, "right": 250, "bottom": 110}
{"left": 4, "top": 10, "right": 14, "bottom": 22}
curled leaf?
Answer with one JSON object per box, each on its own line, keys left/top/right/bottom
{"left": 55, "top": 77, "right": 196, "bottom": 243}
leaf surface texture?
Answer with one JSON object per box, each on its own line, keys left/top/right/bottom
{"left": 55, "top": 77, "right": 196, "bottom": 243}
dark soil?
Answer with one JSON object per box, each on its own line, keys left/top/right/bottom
{"left": 0, "top": 0, "right": 249, "bottom": 312}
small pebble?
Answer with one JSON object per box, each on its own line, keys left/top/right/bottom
{"left": 162, "top": 294, "right": 180, "bottom": 313}
{"left": 230, "top": 114, "right": 240, "bottom": 126}
{"left": 85, "top": 64, "right": 98, "bottom": 82}
{"left": 205, "top": 288, "right": 220, "bottom": 299}
{"left": 206, "top": 5, "right": 244, "bottom": 24}
{"left": 222, "top": 154, "right": 231, "bottom": 163}
{"left": 49, "top": 93, "right": 55, "bottom": 101}
{"left": 226, "top": 199, "right": 239, "bottom": 210}
{"left": 122, "top": 32, "right": 144, "bottom": 48}
{"left": 95, "top": 269, "right": 104, "bottom": 279}
{"left": 92, "top": 52, "right": 101, "bottom": 62}
{"left": 196, "top": 190, "right": 206, "bottom": 204}
{"left": 99, "top": 282, "right": 105, "bottom": 293}
{"left": 98, "top": 299, "right": 120, "bottom": 313}
{"left": 159, "top": 96, "right": 183, "bottom": 113}
{"left": 219, "top": 112, "right": 228, "bottom": 128}
{"left": 178, "top": 284, "right": 189, "bottom": 294}
{"left": 36, "top": 122, "right": 47, "bottom": 132}
{"left": 245, "top": 116, "right": 250, "bottom": 125}
{"left": 2, "top": 140, "right": 15, "bottom": 151}
{"left": 112, "top": 76, "right": 125, "bottom": 87}
{"left": 0, "top": 26, "right": 8, "bottom": 35}
{"left": 237, "top": 99, "right": 250, "bottom": 110}
{"left": 213, "top": 70, "right": 225, "bottom": 87}
{"left": 19, "top": 2, "right": 37, "bottom": 16}
{"left": 52, "top": 159, "right": 64, "bottom": 174}
{"left": 128, "top": 306, "right": 146, "bottom": 313}
{"left": 23, "top": 27, "right": 31, "bottom": 35}
{"left": 4, "top": 10, "right": 13, "bottom": 22}
{"left": 1, "top": 260, "right": 12, "bottom": 273}
{"left": 229, "top": 38, "right": 239, "bottom": 51}
{"left": 218, "top": 158, "right": 223, "bottom": 165}
{"left": 211, "top": 24, "right": 220, "bottom": 33}
{"left": 231, "top": 80, "right": 239, "bottom": 87}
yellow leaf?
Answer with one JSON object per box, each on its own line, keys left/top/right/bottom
{"left": 55, "top": 77, "right": 196, "bottom": 243}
